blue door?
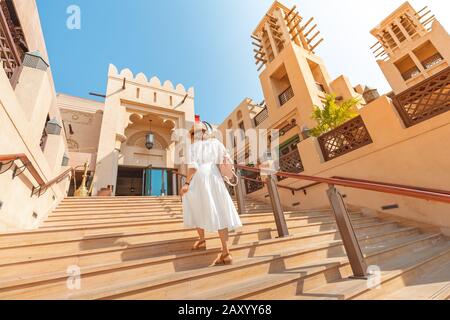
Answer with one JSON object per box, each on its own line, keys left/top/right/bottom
{"left": 143, "top": 168, "right": 167, "bottom": 196}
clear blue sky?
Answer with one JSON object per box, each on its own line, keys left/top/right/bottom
{"left": 36, "top": 0, "right": 449, "bottom": 125}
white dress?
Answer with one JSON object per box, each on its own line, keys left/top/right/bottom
{"left": 182, "top": 138, "right": 242, "bottom": 232}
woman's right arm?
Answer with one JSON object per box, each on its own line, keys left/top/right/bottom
{"left": 181, "top": 144, "right": 198, "bottom": 196}
{"left": 180, "top": 168, "right": 197, "bottom": 197}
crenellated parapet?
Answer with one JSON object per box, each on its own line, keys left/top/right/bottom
{"left": 106, "top": 64, "right": 195, "bottom": 110}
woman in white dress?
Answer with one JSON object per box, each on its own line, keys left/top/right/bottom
{"left": 180, "top": 121, "right": 242, "bottom": 265}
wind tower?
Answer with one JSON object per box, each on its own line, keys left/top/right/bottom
{"left": 370, "top": 1, "right": 449, "bottom": 94}
{"left": 251, "top": 1, "right": 361, "bottom": 135}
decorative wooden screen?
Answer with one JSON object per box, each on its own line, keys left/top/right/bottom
{"left": 0, "top": 0, "right": 27, "bottom": 83}
{"left": 318, "top": 116, "right": 373, "bottom": 162}
{"left": 278, "top": 149, "right": 304, "bottom": 181}
{"left": 393, "top": 66, "right": 450, "bottom": 128}
{"left": 0, "top": 3, "right": 20, "bottom": 79}
{"left": 244, "top": 172, "right": 265, "bottom": 194}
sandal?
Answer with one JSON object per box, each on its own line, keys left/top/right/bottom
{"left": 192, "top": 240, "right": 206, "bottom": 251}
{"left": 214, "top": 253, "right": 233, "bottom": 266}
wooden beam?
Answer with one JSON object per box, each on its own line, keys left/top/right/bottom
{"left": 251, "top": 35, "right": 262, "bottom": 42}
{"left": 268, "top": 19, "right": 279, "bottom": 28}
{"left": 422, "top": 15, "right": 435, "bottom": 25}
{"left": 419, "top": 10, "right": 431, "bottom": 20}
{"left": 416, "top": 6, "right": 428, "bottom": 16}
{"left": 285, "top": 5, "right": 297, "bottom": 19}
{"left": 287, "top": 12, "right": 300, "bottom": 26}
{"left": 310, "top": 38, "right": 324, "bottom": 52}
{"left": 254, "top": 54, "right": 265, "bottom": 61}
{"left": 252, "top": 41, "right": 262, "bottom": 48}
{"left": 253, "top": 48, "right": 265, "bottom": 55}
{"left": 304, "top": 24, "right": 317, "bottom": 38}
{"left": 272, "top": 33, "right": 284, "bottom": 43}
{"left": 370, "top": 41, "right": 380, "bottom": 49}
{"left": 301, "top": 17, "right": 314, "bottom": 31}
{"left": 254, "top": 56, "right": 267, "bottom": 63}
{"left": 373, "top": 46, "right": 384, "bottom": 54}
{"left": 254, "top": 53, "right": 266, "bottom": 61}
{"left": 266, "top": 14, "right": 277, "bottom": 22}
{"left": 271, "top": 28, "right": 283, "bottom": 37}
{"left": 307, "top": 31, "right": 320, "bottom": 44}
{"left": 257, "top": 63, "right": 265, "bottom": 72}
{"left": 375, "top": 50, "right": 387, "bottom": 58}
{"left": 289, "top": 18, "right": 302, "bottom": 33}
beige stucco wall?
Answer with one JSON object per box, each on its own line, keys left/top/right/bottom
{"left": 0, "top": 65, "right": 69, "bottom": 231}
{"left": 249, "top": 96, "right": 450, "bottom": 234}
{"left": 58, "top": 94, "right": 104, "bottom": 171}
{"left": 0, "top": 0, "right": 70, "bottom": 231}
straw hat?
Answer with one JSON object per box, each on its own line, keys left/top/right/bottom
{"left": 189, "top": 121, "right": 208, "bottom": 136}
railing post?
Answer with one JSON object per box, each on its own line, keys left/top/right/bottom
{"left": 326, "top": 184, "right": 367, "bottom": 278}
{"left": 235, "top": 170, "right": 247, "bottom": 215}
{"left": 265, "top": 174, "right": 289, "bottom": 238}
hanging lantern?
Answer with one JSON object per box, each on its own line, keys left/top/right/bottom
{"left": 61, "top": 153, "right": 70, "bottom": 166}
{"left": 45, "top": 118, "right": 62, "bottom": 135}
{"left": 145, "top": 120, "right": 154, "bottom": 150}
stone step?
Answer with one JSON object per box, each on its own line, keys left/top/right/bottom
{"left": 191, "top": 235, "right": 450, "bottom": 300}
{"left": 0, "top": 214, "right": 373, "bottom": 250}
{"left": 292, "top": 238, "right": 450, "bottom": 300}
{"left": 0, "top": 225, "right": 421, "bottom": 299}
{"left": 45, "top": 209, "right": 333, "bottom": 222}
{"left": 43, "top": 209, "right": 347, "bottom": 227}
{"left": 38, "top": 211, "right": 365, "bottom": 232}
{"left": 353, "top": 248, "right": 450, "bottom": 300}
{"left": 51, "top": 206, "right": 274, "bottom": 215}
{"left": 64, "top": 231, "right": 439, "bottom": 300}
{"left": 0, "top": 219, "right": 400, "bottom": 278}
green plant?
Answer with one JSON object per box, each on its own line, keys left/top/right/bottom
{"left": 309, "top": 94, "right": 360, "bottom": 137}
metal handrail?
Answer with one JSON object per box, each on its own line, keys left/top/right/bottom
{"left": 0, "top": 153, "right": 74, "bottom": 196}
{"left": 234, "top": 163, "right": 450, "bottom": 278}
{"left": 235, "top": 164, "right": 450, "bottom": 204}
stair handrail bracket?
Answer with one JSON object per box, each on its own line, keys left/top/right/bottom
{"left": 234, "top": 163, "right": 450, "bottom": 278}
{"left": 0, "top": 153, "right": 74, "bottom": 197}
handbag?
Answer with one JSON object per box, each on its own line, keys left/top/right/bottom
{"left": 218, "top": 154, "right": 239, "bottom": 187}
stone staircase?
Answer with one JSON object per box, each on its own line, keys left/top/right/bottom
{"left": 0, "top": 196, "right": 449, "bottom": 300}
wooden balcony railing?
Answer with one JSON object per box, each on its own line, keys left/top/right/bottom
{"left": 318, "top": 115, "right": 373, "bottom": 162}
{"left": 422, "top": 53, "right": 444, "bottom": 70}
{"left": 315, "top": 82, "right": 326, "bottom": 93}
{"left": 252, "top": 105, "right": 269, "bottom": 127}
{"left": 279, "top": 119, "right": 297, "bottom": 136}
{"left": 0, "top": 154, "right": 73, "bottom": 196}
{"left": 401, "top": 66, "right": 421, "bottom": 81}
{"left": 393, "top": 66, "right": 450, "bottom": 128}
{"left": 278, "top": 86, "right": 294, "bottom": 106}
